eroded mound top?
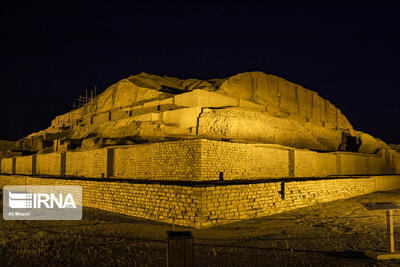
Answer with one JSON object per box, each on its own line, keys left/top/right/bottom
{"left": 96, "top": 71, "right": 327, "bottom": 113}
{"left": 19, "top": 71, "right": 389, "bottom": 154}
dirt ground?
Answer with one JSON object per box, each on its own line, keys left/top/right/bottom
{"left": 1, "top": 190, "right": 400, "bottom": 266}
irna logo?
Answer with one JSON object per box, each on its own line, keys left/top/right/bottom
{"left": 3, "top": 185, "right": 82, "bottom": 220}
{"left": 8, "top": 191, "right": 76, "bottom": 209}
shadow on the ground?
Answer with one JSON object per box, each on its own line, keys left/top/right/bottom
{"left": 327, "top": 250, "right": 370, "bottom": 260}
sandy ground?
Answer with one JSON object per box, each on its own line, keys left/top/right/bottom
{"left": 1, "top": 190, "right": 400, "bottom": 266}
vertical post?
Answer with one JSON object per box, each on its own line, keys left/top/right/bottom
{"left": 288, "top": 150, "right": 295, "bottom": 177}
{"left": 12, "top": 158, "right": 16, "bottom": 175}
{"left": 387, "top": 209, "right": 395, "bottom": 253}
{"left": 336, "top": 153, "right": 342, "bottom": 176}
{"left": 219, "top": 172, "right": 224, "bottom": 181}
{"left": 60, "top": 152, "right": 66, "bottom": 177}
{"left": 279, "top": 182, "right": 285, "bottom": 200}
{"left": 32, "top": 155, "right": 37, "bottom": 176}
{"left": 106, "top": 148, "right": 114, "bottom": 178}
{"left": 167, "top": 231, "right": 194, "bottom": 267}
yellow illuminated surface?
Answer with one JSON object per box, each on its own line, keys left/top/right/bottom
{"left": 0, "top": 72, "right": 399, "bottom": 265}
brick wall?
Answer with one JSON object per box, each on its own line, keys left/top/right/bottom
{"left": 0, "top": 175, "right": 203, "bottom": 228}
{"left": 36, "top": 153, "right": 63, "bottom": 176}
{"left": 66, "top": 149, "right": 108, "bottom": 178}
{"left": 1, "top": 140, "right": 399, "bottom": 179}
{"left": 338, "top": 153, "right": 369, "bottom": 175}
{"left": 396, "top": 153, "right": 400, "bottom": 174}
{"left": 388, "top": 149, "right": 399, "bottom": 173}
{"left": 15, "top": 155, "right": 34, "bottom": 175}
{"left": 294, "top": 150, "right": 336, "bottom": 177}
{"left": 1, "top": 158, "right": 14, "bottom": 174}
{"left": 200, "top": 178, "right": 376, "bottom": 227}
{"left": 366, "top": 156, "right": 384, "bottom": 175}
{"left": 0, "top": 175, "right": 398, "bottom": 228}
{"left": 113, "top": 140, "right": 201, "bottom": 180}
{"left": 199, "top": 140, "right": 289, "bottom": 180}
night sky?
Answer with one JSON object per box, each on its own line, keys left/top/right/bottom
{"left": 1, "top": 3, "right": 399, "bottom": 144}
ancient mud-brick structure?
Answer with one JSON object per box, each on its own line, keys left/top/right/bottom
{"left": 1, "top": 72, "right": 399, "bottom": 228}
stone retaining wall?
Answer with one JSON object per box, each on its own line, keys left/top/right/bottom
{"left": 66, "top": 149, "right": 108, "bottom": 178}
{"left": 1, "top": 140, "right": 399, "bottom": 180}
{"left": 199, "top": 140, "right": 289, "bottom": 180}
{"left": 0, "top": 158, "right": 14, "bottom": 174}
{"left": 15, "top": 156, "right": 34, "bottom": 175}
{"left": 36, "top": 153, "right": 63, "bottom": 176}
{"left": 0, "top": 175, "right": 399, "bottom": 228}
{"left": 113, "top": 140, "right": 201, "bottom": 180}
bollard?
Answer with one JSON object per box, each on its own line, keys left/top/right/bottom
{"left": 362, "top": 202, "right": 400, "bottom": 260}
{"left": 387, "top": 209, "right": 395, "bottom": 253}
{"left": 167, "top": 231, "right": 194, "bottom": 267}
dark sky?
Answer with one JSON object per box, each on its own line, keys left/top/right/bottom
{"left": 1, "top": 3, "right": 399, "bottom": 144}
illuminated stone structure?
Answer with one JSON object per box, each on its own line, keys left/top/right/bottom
{"left": 20, "top": 72, "right": 387, "bottom": 153}
{"left": 2, "top": 139, "right": 399, "bottom": 179}
{"left": 1, "top": 72, "right": 400, "bottom": 228}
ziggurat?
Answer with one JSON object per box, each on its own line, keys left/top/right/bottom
{"left": 1, "top": 71, "right": 399, "bottom": 228}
